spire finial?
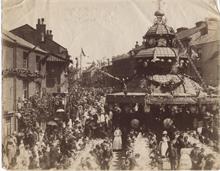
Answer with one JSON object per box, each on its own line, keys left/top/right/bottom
{"left": 158, "top": 0, "right": 162, "bottom": 11}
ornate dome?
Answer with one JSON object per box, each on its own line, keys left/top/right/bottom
{"left": 143, "top": 11, "right": 175, "bottom": 39}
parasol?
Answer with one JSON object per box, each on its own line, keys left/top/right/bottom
{"left": 163, "top": 118, "right": 174, "bottom": 128}
{"left": 131, "top": 119, "right": 140, "bottom": 128}
{"left": 56, "top": 109, "right": 65, "bottom": 112}
{"left": 47, "top": 121, "right": 58, "bottom": 126}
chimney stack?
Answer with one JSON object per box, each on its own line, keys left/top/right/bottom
{"left": 47, "top": 30, "right": 53, "bottom": 40}
{"left": 36, "top": 18, "right": 46, "bottom": 40}
{"left": 195, "top": 21, "right": 208, "bottom": 36}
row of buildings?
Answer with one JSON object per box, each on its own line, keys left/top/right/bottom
{"left": 2, "top": 18, "right": 72, "bottom": 138}
{"left": 82, "top": 17, "right": 220, "bottom": 89}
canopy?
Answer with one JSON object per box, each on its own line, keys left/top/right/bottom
{"left": 135, "top": 47, "right": 178, "bottom": 58}
{"left": 106, "top": 92, "right": 218, "bottom": 105}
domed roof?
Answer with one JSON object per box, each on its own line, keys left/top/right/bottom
{"left": 145, "top": 24, "right": 175, "bottom": 36}
{"left": 143, "top": 11, "right": 175, "bottom": 38}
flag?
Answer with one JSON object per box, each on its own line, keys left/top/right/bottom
{"left": 81, "top": 48, "right": 86, "bottom": 57}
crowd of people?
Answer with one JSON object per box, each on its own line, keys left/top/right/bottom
{"left": 147, "top": 129, "right": 218, "bottom": 170}
{"left": 89, "top": 140, "right": 113, "bottom": 170}
{"left": 3, "top": 84, "right": 113, "bottom": 170}
{"left": 2, "top": 79, "right": 219, "bottom": 170}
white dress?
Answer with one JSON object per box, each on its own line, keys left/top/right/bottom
{"left": 160, "top": 137, "right": 169, "bottom": 157}
{"left": 15, "top": 144, "right": 30, "bottom": 169}
{"left": 113, "top": 129, "right": 122, "bottom": 150}
{"left": 179, "top": 148, "right": 192, "bottom": 170}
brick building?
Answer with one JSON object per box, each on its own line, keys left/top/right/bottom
{"left": 2, "top": 19, "right": 72, "bottom": 137}
{"left": 10, "top": 18, "right": 72, "bottom": 94}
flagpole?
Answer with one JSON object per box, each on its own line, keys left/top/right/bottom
{"left": 80, "top": 51, "right": 82, "bottom": 76}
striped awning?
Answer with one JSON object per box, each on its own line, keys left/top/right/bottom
{"left": 135, "top": 47, "right": 177, "bottom": 58}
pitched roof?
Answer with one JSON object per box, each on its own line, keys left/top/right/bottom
{"left": 2, "top": 30, "right": 47, "bottom": 53}
{"left": 3, "top": 30, "right": 72, "bottom": 63}
{"left": 190, "top": 30, "right": 220, "bottom": 46}
{"left": 10, "top": 24, "right": 66, "bottom": 50}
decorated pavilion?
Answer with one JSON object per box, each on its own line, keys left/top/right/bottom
{"left": 105, "top": 11, "right": 219, "bottom": 132}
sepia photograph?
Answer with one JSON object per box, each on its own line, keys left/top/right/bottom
{"left": 1, "top": 0, "right": 220, "bottom": 170}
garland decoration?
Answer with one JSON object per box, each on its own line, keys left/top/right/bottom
{"left": 2, "top": 68, "right": 44, "bottom": 81}
{"left": 146, "top": 76, "right": 183, "bottom": 93}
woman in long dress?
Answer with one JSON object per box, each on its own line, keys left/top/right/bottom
{"left": 113, "top": 127, "right": 122, "bottom": 151}
{"left": 159, "top": 133, "right": 169, "bottom": 157}
{"left": 15, "top": 140, "right": 30, "bottom": 169}
{"left": 179, "top": 148, "right": 192, "bottom": 170}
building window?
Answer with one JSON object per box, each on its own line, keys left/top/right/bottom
{"left": 36, "top": 55, "right": 41, "bottom": 71}
{"left": 36, "top": 82, "right": 41, "bottom": 95}
{"left": 46, "top": 76, "right": 56, "bottom": 88}
{"left": 23, "top": 81, "right": 29, "bottom": 99}
{"left": 23, "top": 52, "right": 29, "bottom": 68}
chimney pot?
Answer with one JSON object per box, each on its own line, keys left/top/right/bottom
{"left": 195, "top": 21, "right": 205, "bottom": 27}
{"left": 38, "top": 18, "right": 40, "bottom": 24}
{"left": 50, "top": 30, "right": 52, "bottom": 35}
{"left": 41, "top": 18, "right": 44, "bottom": 24}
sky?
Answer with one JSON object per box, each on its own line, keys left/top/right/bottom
{"left": 2, "top": 0, "right": 220, "bottom": 67}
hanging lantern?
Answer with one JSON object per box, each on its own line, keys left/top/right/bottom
{"left": 163, "top": 118, "right": 174, "bottom": 128}
{"left": 161, "top": 59, "right": 164, "bottom": 62}
{"left": 131, "top": 119, "right": 140, "bottom": 128}
{"left": 168, "top": 59, "right": 172, "bottom": 63}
